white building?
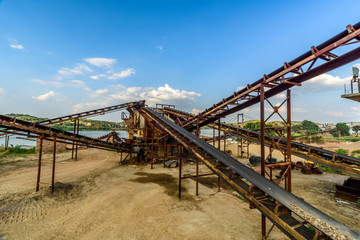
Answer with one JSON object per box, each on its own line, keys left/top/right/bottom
{"left": 343, "top": 122, "right": 360, "bottom": 135}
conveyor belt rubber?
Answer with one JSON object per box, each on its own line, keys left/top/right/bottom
{"left": 144, "top": 107, "right": 360, "bottom": 240}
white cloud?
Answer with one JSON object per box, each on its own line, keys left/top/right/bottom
{"left": 90, "top": 88, "right": 108, "bottom": 98}
{"left": 84, "top": 58, "right": 117, "bottom": 68}
{"left": 111, "top": 86, "right": 151, "bottom": 100}
{"left": 157, "top": 45, "right": 163, "bottom": 51}
{"left": 73, "top": 84, "right": 201, "bottom": 112}
{"left": 8, "top": 38, "right": 24, "bottom": 50}
{"left": 351, "top": 107, "right": 360, "bottom": 111}
{"left": 72, "top": 101, "right": 109, "bottom": 112}
{"left": 0, "top": 88, "right": 5, "bottom": 96}
{"left": 58, "top": 63, "right": 93, "bottom": 78}
{"left": 323, "top": 110, "right": 345, "bottom": 117}
{"left": 236, "top": 86, "right": 244, "bottom": 91}
{"left": 10, "top": 43, "right": 24, "bottom": 49}
{"left": 90, "top": 74, "right": 107, "bottom": 80}
{"left": 32, "top": 91, "right": 63, "bottom": 101}
{"left": 191, "top": 108, "right": 201, "bottom": 115}
{"left": 111, "top": 84, "right": 126, "bottom": 90}
{"left": 108, "top": 68, "right": 135, "bottom": 80}
{"left": 139, "top": 84, "right": 201, "bottom": 104}
{"left": 274, "top": 93, "right": 286, "bottom": 99}
{"left": 32, "top": 79, "right": 64, "bottom": 87}
{"left": 70, "top": 80, "right": 91, "bottom": 91}
{"left": 293, "top": 107, "right": 307, "bottom": 113}
{"left": 295, "top": 73, "right": 351, "bottom": 93}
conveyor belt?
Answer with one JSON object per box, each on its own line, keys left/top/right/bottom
{"left": 0, "top": 115, "right": 132, "bottom": 152}
{"left": 181, "top": 22, "right": 360, "bottom": 131}
{"left": 38, "top": 100, "right": 145, "bottom": 125}
{"left": 161, "top": 107, "right": 360, "bottom": 177}
{"left": 211, "top": 123, "right": 360, "bottom": 178}
{"left": 142, "top": 107, "right": 359, "bottom": 240}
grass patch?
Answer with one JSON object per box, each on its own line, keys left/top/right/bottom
{"left": 0, "top": 146, "right": 36, "bottom": 158}
{"left": 335, "top": 148, "right": 349, "bottom": 155}
{"left": 232, "top": 192, "right": 248, "bottom": 203}
{"left": 320, "top": 166, "right": 344, "bottom": 175}
{"left": 306, "top": 225, "right": 316, "bottom": 232}
{"left": 351, "top": 149, "right": 360, "bottom": 158}
{"left": 322, "top": 135, "right": 360, "bottom": 142}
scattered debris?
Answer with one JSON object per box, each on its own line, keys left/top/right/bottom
{"left": 164, "top": 159, "right": 178, "bottom": 168}
{"left": 290, "top": 204, "right": 355, "bottom": 240}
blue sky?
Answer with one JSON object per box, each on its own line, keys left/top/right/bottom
{"left": 1, "top": 0, "right": 360, "bottom": 123}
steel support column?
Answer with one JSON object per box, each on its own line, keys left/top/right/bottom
{"left": 286, "top": 89, "right": 292, "bottom": 192}
{"left": 260, "top": 84, "right": 266, "bottom": 239}
{"left": 213, "top": 126, "right": 215, "bottom": 147}
{"left": 218, "top": 119, "right": 221, "bottom": 149}
{"left": 36, "top": 136, "right": 43, "bottom": 192}
{"left": 164, "top": 133, "right": 167, "bottom": 163}
{"left": 196, "top": 118, "right": 200, "bottom": 137}
{"left": 196, "top": 158, "right": 199, "bottom": 196}
{"left": 51, "top": 137, "right": 56, "bottom": 192}
{"left": 178, "top": 144, "right": 182, "bottom": 199}
{"left": 72, "top": 120, "right": 76, "bottom": 159}
{"left": 145, "top": 124, "right": 148, "bottom": 161}
{"left": 151, "top": 123, "right": 154, "bottom": 169}
{"left": 4, "top": 135, "right": 9, "bottom": 150}
{"left": 75, "top": 119, "right": 80, "bottom": 160}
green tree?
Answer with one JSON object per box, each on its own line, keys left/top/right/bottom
{"left": 292, "top": 124, "right": 302, "bottom": 132}
{"left": 352, "top": 125, "right": 359, "bottom": 135}
{"left": 244, "top": 122, "right": 260, "bottom": 130}
{"left": 336, "top": 123, "right": 350, "bottom": 136}
{"left": 302, "top": 120, "right": 320, "bottom": 132}
{"left": 329, "top": 128, "right": 339, "bottom": 137}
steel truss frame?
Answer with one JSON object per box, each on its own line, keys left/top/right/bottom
{"left": 140, "top": 107, "right": 359, "bottom": 240}
{"left": 0, "top": 114, "right": 133, "bottom": 192}
{"left": 0, "top": 115, "right": 132, "bottom": 152}
{"left": 181, "top": 23, "right": 360, "bottom": 131}
{"left": 38, "top": 100, "right": 145, "bottom": 125}
{"left": 259, "top": 87, "right": 292, "bottom": 238}
{"left": 160, "top": 107, "right": 360, "bottom": 177}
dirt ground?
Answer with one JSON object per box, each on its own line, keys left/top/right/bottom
{"left": 0, "top": 143, "right": 359, "bottom": 240}
{"left": 310, "top": 140, "right": 360, "bottom": 153}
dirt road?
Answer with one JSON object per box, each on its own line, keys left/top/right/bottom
{"left": 0, "top": 146, "right": 359, "bottom": 239}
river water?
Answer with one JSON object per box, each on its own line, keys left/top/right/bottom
{"left": 0, "top": 128, "right": 230, "bottom": 147}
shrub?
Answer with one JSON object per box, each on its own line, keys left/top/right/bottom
{"left": 335, "top": 149, "right": 348, "bottom": 155}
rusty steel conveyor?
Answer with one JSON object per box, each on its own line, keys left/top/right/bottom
{"left": 181, "top": 22, "right": 360, "bottom": 131}
{"left": 141, "top": 107, "right": 360, "bottom": 240}
{"left": 210, "top": 122, "right": 360, "bottom": 177}
{"left": 161, "top": 107, "right": 360, "bottom": 178}
{"left": 0, "top": 115, "right": 132, "bottom": 152}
